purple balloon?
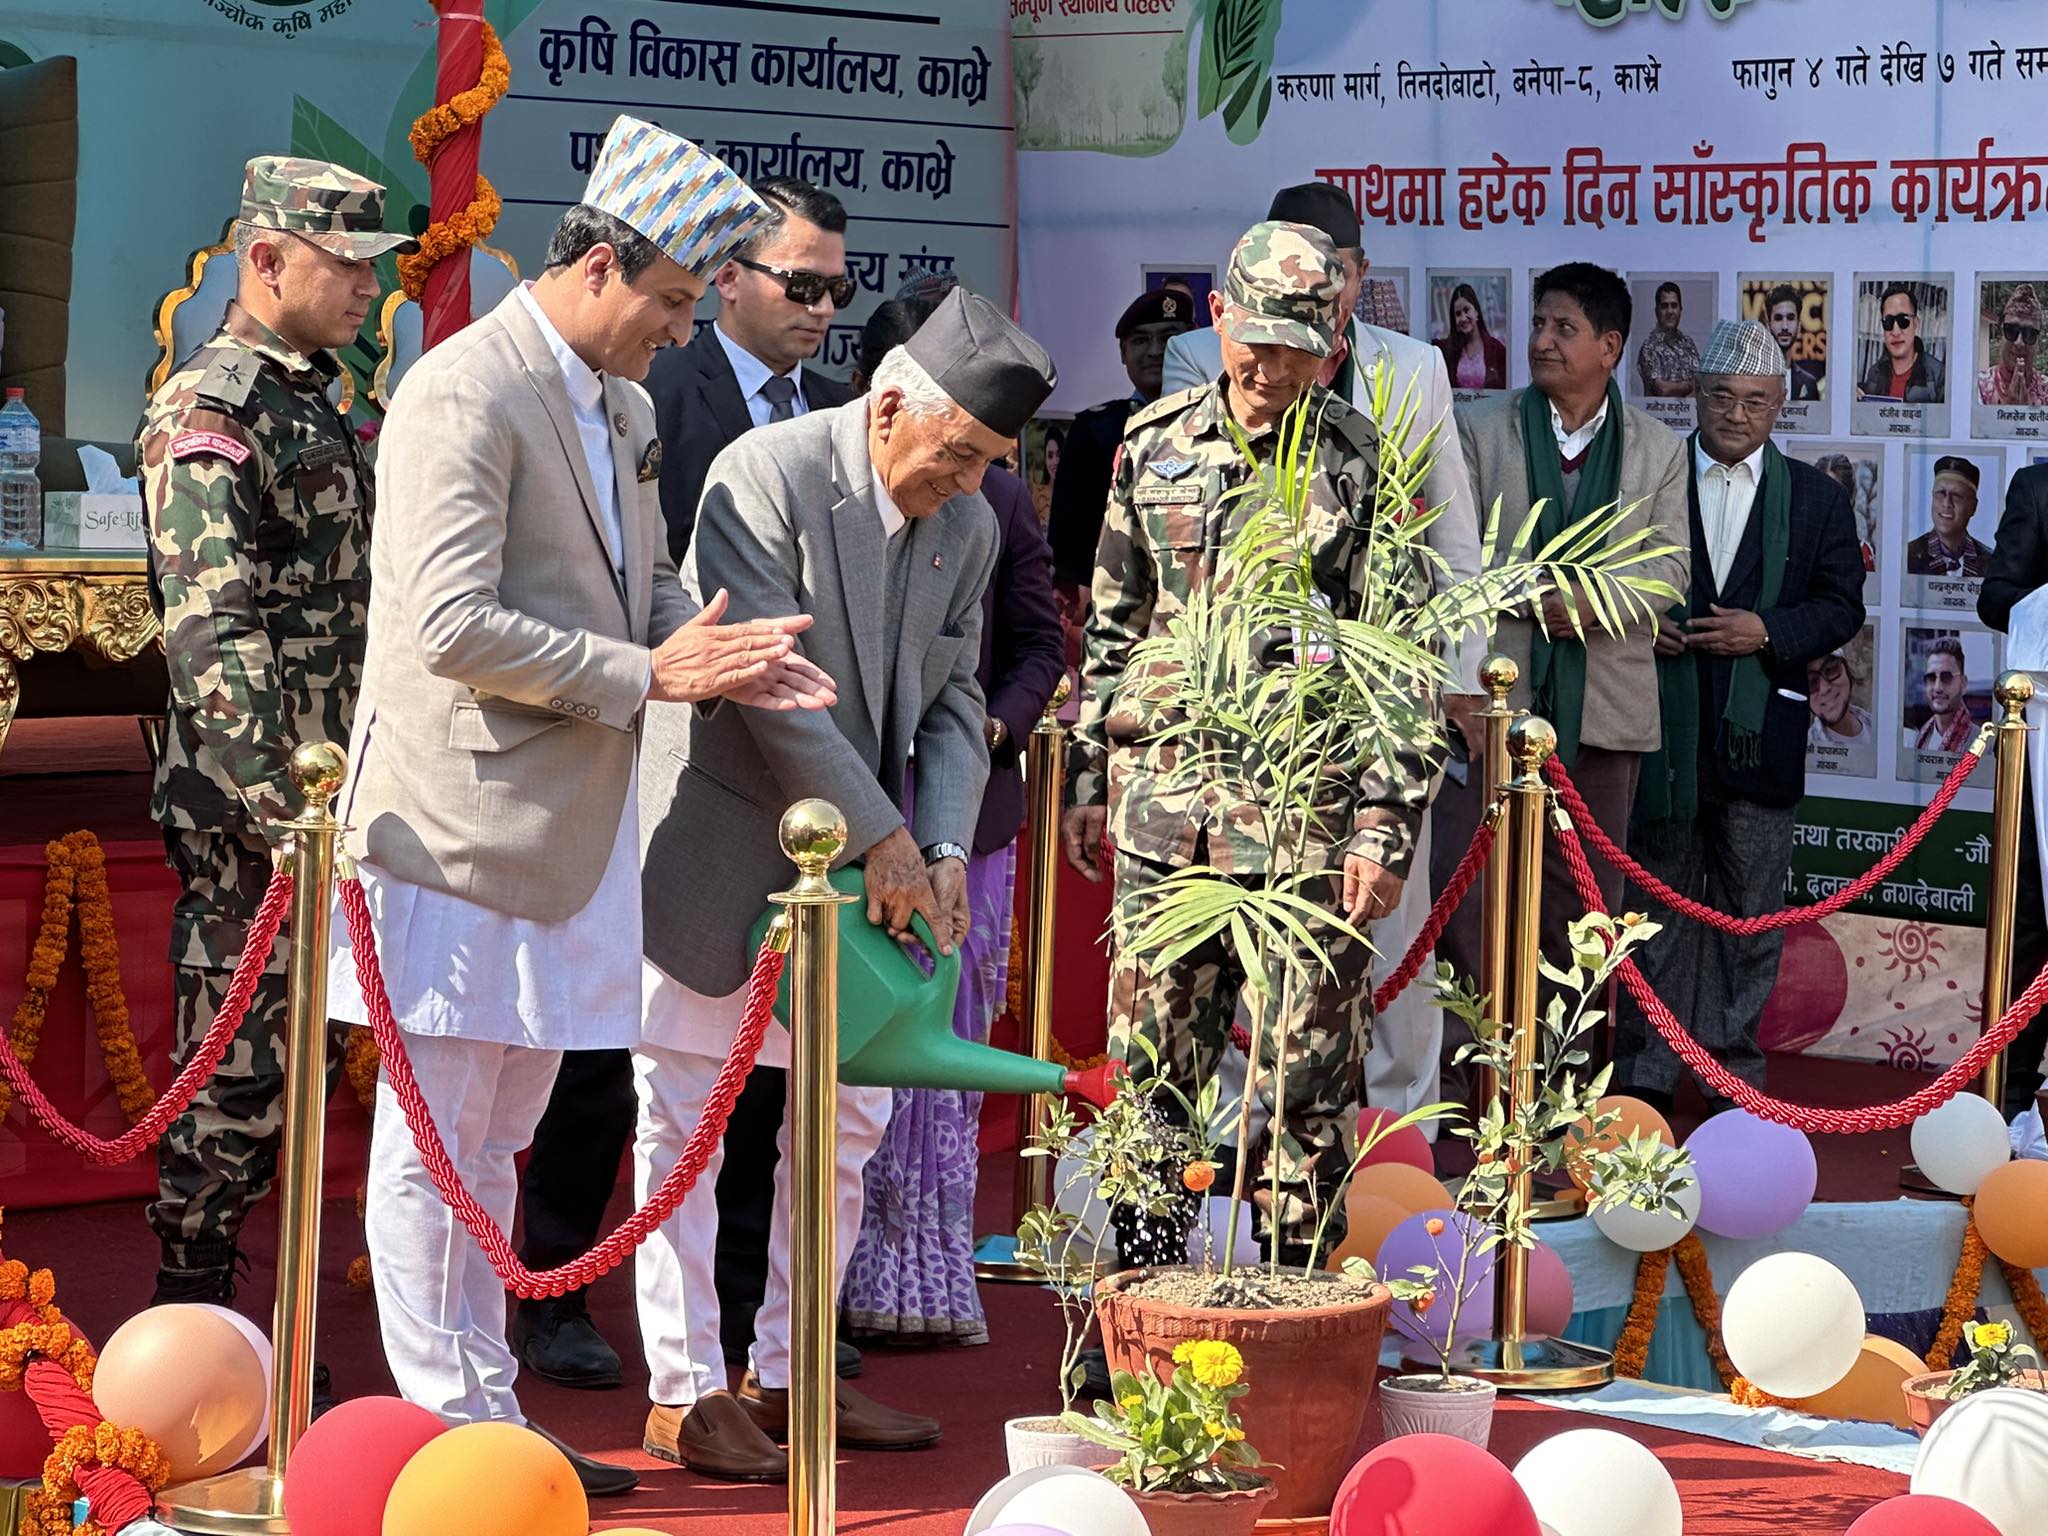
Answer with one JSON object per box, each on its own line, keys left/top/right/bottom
{"left": 1685, "top": 1109, "right": 1817, "bottom": 1239}
{"left": 1375, "top": 1208, "right": 1497, "bottom": 1350}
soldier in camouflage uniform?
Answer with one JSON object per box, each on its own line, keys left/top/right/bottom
{"left": 1061, "top": 222, "right": 1434, "bottom": 1259}
{"left": 139, "top": 157, "right": 415, "bottom": 1304}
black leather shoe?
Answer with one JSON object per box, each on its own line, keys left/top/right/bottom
{"left": 512, "top": 1295, "right": 623, "bottom": 1390}
{"left": 529, "top": 1423, "right": 638, "bottom": 1496}
{"left": 312, "top": 1361, "right": 335, "bottom": 1419}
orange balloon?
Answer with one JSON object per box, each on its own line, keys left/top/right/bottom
{"left": 92, "top": 1305, "right": 267, "bottom": 1481}
{"left": 1974, "top": 1160, "right": 2048, "bottom": 1269}
{"left": 383, "top": 1422, "right": 586, "bottom": 1536}
{"left": 1564, "top": 1095, "right": 1676, "bottom": 1192}
{"left": 1352, "top": 1162, "right": 1458, "bottom": 1217}
{"left": 1328, "top": 1193, "right": 1413, "bottom": 1273}
{"left": 1793, "top": 1335, "right": 1927, "bottom": 1428}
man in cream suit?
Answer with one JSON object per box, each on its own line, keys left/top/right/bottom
{"left": 631, "top": 289, "right": 1057, "bottom": 1480}
{"left": 331, "top": 118, "right": 833, "bottom": 1494}
{"left": 1162, "top": 182, "right": 1484, "bottom": 1122}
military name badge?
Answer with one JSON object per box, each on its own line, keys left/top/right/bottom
{"left": 168, "top": 430, "right": 252, "bottom": 465}
{"left": 299, "top": 439, "right": 350, "bottom": 471}
{"left": 1134, "top": 456, "right": 1202, "bottom": 506}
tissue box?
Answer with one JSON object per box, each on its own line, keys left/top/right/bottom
{"left": 43, "top": 492, "right": 147, "bottom": 551}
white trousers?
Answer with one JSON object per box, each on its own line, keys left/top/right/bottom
{"left": 1363, "top": 815, "right": 1443, "bottom": 1139}
{"left": 366, "top": 1032, "right": 562, "bottom": 1424}
{"left": 633, "top": 1035, "right": 891, "bottom": 1404}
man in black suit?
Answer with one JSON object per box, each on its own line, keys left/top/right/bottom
{"left": 509, "top": 176, "right": 856, "bottom": 1387}
{"left": 646, "top": 177, "right": 856, "bottom": 562}
{"left": 1980, "top": 462, "right": 2048, "bottom": 1116}
{"left": 1612, "top": 320, "right": 1865, "bottom": 1114}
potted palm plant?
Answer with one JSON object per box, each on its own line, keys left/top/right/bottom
{"left": 1088, "top": 367, "right": 1685, "bottom": 1516}
{"left": 1903, "top": 1320, "right": 2048, "bottom": 1434}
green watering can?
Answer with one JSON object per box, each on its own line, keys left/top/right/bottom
{"left": 746, "top": 865, "right": 1117, "bottom": 1104}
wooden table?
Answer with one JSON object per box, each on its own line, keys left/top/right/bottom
{"left": 0, "top": 548, "right": 160, "bottom": 757}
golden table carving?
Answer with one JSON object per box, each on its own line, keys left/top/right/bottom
{"left": 0, "top": 549, "right": 162, "bottom": 756}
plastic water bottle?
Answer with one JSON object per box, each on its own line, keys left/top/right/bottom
{"left": 0, "top": 387, "right": 40, "bottom": 550}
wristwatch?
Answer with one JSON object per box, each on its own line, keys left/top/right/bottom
{"left": 921, "top": 841, "right": 969, "bottom": 866}
{"left": 986, "top": 715, "right": 1009, "bottom": 751}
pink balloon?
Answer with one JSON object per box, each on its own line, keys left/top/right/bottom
{"left": 1358, "top": 1108, "right": 1436, "bottom": 1174}
{"left": 1846, "top": 1495, "right": 2003, "bottom": 1535}
{"left": 1333, "top": 1434, "right": 1541, "bottom": 1536}
{"left": 1377, "top": 1210, "right": 1497, "bottom": 1352}
{"left": 1526, "top": 1239, "right": 1574, "bottom": 1339}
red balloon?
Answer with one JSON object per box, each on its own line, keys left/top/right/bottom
{"left": 1357, "top": 1108, "right": 1435, "bottom": 1175}
{"left": 1333, "top": 1433, "right": 1541, "bottom": 1536}
{"left": 0, "top": 1324, "right": 92, "bottom": 1478}
{"left": 283, "top": 1395, "right": 445, "bottom": 1536}
{"left": 1846, "top": 1495, "right": 2002, "bottom": 1535}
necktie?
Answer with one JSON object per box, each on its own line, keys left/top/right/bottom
{"left": 761, "top": 374, "right": 798, "bottom": 423}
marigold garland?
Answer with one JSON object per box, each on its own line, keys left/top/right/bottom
{"left": 37, "top": 1421, "right": 170, "bottom": 1536}
{"left": 345, "top": 1024, "right": 380, "bottom": 1111}
{"left": 1728, "top": 1375, "right": 1799, "bottom": 1409}
{"left": 1612, "top": 1246, "right": 1673, "bottom": 1379}
{"left": 1672, "top": 1231, "right": 1736, "bottom": 1391}
{"left": 1929, "top": 1198, "right": 1990, "bottom": 1372}
{"left": 2, "top": 838, "right": 77, "bottom": 1122}
{"left": 397, "top": 13, "right": 509, "bottom": 300}
{"left": 2000, "top": 1256, "right": 2048, "bottom": 1352}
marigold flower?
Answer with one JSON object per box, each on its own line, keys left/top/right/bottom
{"left": 1184, "top": 1339, "right": 1244, "bottom": 1389}
{"left": 1977, "top": 1321, "right": 2014, "bottom": 1350}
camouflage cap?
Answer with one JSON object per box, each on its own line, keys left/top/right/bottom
{"left": 1221, "top": 220, "right": 1342, "bottom": 358}
{"left": 238, "top": 156, "right": 419, "bottom": 260}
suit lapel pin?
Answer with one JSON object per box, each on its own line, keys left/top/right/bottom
{"left": 932, "top": 553, "right": 944, "bottom": 570}
{"left": 613, "top": 411, "right": 629, "bottom": 437}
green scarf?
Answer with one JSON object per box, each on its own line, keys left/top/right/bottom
{"left": 1519, "top": 379, "right": 1625, "bottom": 767}
{"left": 1637, "top": 434, "right": 1791, "bottom": 824}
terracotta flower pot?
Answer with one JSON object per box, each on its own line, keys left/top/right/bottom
{"left": 1124, "top": 1474, "right": 1279, "bottom": 1536}
{"left": 1095, "top": 1267, "right": 1391, "bottom": 1520}
{"left": 1375, "top": 1372, "right": 1497, "bottom": 1449}
{"left": 1902, "top": 1368, "right": 2048, "bottom": 1436}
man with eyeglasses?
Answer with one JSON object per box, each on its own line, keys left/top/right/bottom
{"left": 1906, "top": 456, "right": 1993, "bottom": 577}
{"left": 1979, "top": 283, "right": 2048, "bottom": 407}
{"left": 645, "top": 176, "right": 855, "bottom": 562}
{"left": 138, "top": 157, "right": 413, "bottom": 1336}
{"left": 1805, "top": 649, "right": 1876, "bottom": 778}
{"left": 1612, "top": 319, "right": 1864, "bottom": 1117}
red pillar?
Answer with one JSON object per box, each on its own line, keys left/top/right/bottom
{"left": 421, "top": 4, "right": 483, "bottom": 350}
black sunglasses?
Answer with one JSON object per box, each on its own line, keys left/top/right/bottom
{"left": 2006, "top": 323, "right": 2041, "bottom": 345}
{"left": 734, "top": 257, "right": 856, "bottom": 309}
{"left": 1882, "top": 312, "right": 1916, "bottom": 332}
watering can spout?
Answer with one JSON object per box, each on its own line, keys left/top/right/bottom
{"left": 1061, "top": 1058, "right": 1123, "bottom": 1109}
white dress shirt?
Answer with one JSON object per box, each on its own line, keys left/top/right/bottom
{"left": 715, "top": 323, "right": 809, "bottom": 429}
{"left": 1695, "top": 438, "right": 1766, "bottom": 592}
{"left": 517, "top": 282, "right": 622, "bottom": 574}
{"left": 871, "top": 464, "right": 907, "bottom": 540}
{"left": 1550, "top": 394, "right": 1610, "bottom": 460}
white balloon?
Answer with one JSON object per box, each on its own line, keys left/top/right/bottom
{"left": 1513, "top": 1428, "right": 1682, "bottom": 1536}
{"left": 1185, "top": 1193, "right": 1261, "bottom": 1268}
{"left": 1721, "top": 1252, "right": 1865, "bottom": 1399}
{"left": 1912, "top": 1386, "right": 2048, "bottom": 1536}
{"left": 1590, "top": 1174, "right": 1702, "bottom": 1254}
{"left": 190, "top": 1305, "right": 272, "bottom": 1466}
{"left": 965, "top": 1465, "right": 1147, "bottom": 1536}
{"left": 1909, "top": 1093, "right": 2013, "bottom": 1197}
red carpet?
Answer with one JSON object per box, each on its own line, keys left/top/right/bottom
{"left": 4, "top": 1155, "right": 1907, "bottom": 1536}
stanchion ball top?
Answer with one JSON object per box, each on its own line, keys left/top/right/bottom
{"left": 1046, "top": 673, "right": 1073, "bottom": 715}
{"left": 288, "top": 741, "right": 349, "bottom": 808}
{"left": 1995, "top": 670, "right": 2035, "bottom": 709}
{"left": 779, "top": 798, "right": 848, "bottom": 869}
{"left": 1479, "top": 653, "right": 1520, "bottom": 697}
{"left": 1507, "top": 714, "right": 1558, "bottom": 768}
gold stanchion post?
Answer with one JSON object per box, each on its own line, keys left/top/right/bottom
{"left": 161, "top": 741, "right": 347, "bottom": 1534}
{"left": 1475, "top": 655, "right": 1517, "bottom": 1114}
{"left": 976, "top": 675, "right": 1071, "bottom": 1283}
{"left": 1979, "top": 672, "right": 2033, "bottom": 1111}
{"left": 1447, "top": 717, "right": 1612, "bottom": 1391}
{"left": 772, "top": 799, "right": 856, "bottom": 1536}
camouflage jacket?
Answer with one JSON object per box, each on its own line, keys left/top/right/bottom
{"left": 1070, "top": 378, "right": 1432, "bottom": 880}
{"left": 139, "top": 303, "right": 372, "bottom": 837}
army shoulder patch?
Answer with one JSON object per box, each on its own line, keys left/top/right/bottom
{"left": 169, "top": 430, "right": 253, "bottom": 465}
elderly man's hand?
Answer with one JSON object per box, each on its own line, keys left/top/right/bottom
{"left": 649, "top": 589, "right": 830, "bottom": 706}
{"left": 1654, "top": 612, "right": 1687, "bottom": 658}
{"left": 928, "top": 855, "right": 971, "bottom": 952}
{"left": 1062, "top": 806, "right": 1107, "bottom": 881}
{"left": 1539, "top": 588, "right": 1580, "bottom": 640}
{"left": 863, "top": 826, "right": 948, "bottom": 953}
{"left": 1341, "top": 853, "right": 1403, "bottom": 926}
{"left": 1685, "top": 604, "right": 1769, "bottom": 657}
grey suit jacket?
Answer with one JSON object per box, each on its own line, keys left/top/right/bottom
{"left": 639, "top": 398, "right": 998, "bottom": 996}
{"left": 1165, "top": 322, "right": 1486, "bottom": 690}
{"left": 1456, "top": 388, "right": 1691, "bottom": 755}
{"left": 340, "top": 290, "right": 694, "bottom": 920}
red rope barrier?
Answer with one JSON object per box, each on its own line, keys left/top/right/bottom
{"left": 0, "top": 869, "right": 293, "bottom": 1165}
{"left": 1553, "top": 816, "right": 2046, "bottom": 1132}
{"left": 343, "top": 878, "right": 781, "bottom": 1297}
{"left": 1545, "top": 745, "right": 1982, "bottom": 936}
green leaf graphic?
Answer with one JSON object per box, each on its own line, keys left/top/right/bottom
{"left": 1195, "top": 0, "right": 1282, "bottom": 145}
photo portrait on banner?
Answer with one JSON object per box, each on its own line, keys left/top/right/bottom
{"left": 1788, "top": 441, "right": 1880, "bottom": 605}
{"left": 1741, "top": 272, "right": 1830, "bottom": 433}
{"left": 1972, "top": 272, "right": 2048, "bottom": 439}
{"left": 1806, "top": 624, "right": 1879, "bottom": 782}
{"left": 1900, "top": 623, "right": 1998, "bottom": 785}
{"left": 1902, "top": 446, "right": 2001, "bottom": 611}
{"left": 1357, "top": 269, "right": 1411, "bottom": 334}
{"left": 1627, "top": 271, "right": 1713, "bottom": 430}
{"left": 1023, "top": 416, "right": 1069, "bottom": 529}
{"left": 1428, "top": 268, "right": 1510, "bottom": 397}
{"left": 1853, "top": 273, "right": 1953, "bottom": 437}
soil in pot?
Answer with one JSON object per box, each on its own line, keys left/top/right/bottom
{"left": 1376, "top": 1372, "right": 1497, "bottom": 1449}
{"left": 1096, "top": 1266, "right": 1390, "bottom": 1521}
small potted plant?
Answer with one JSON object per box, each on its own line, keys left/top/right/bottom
{"left": 1063, "top": 1338, "right": 1277, "bottom": 1536}
{"left": 1372, "top": 915, "right": 1696, "bottom": 1448}
{"left": 1904, "top": 1320, "right": 2048, "bottom": 1434}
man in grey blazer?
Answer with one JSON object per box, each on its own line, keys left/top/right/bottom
{"left": 1161, "top": 182, "right": 1485, "bottom": 1124}
{"left": 631, "top": 290, "right": 1056, "bottom": 1480}
{"left": 1434, "top": 261, "right": 1689, "bottom": 1046}
{"left": 330, "top": 119, "right": 832, "bottom": 1494}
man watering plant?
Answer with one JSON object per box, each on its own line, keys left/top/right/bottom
{"left": 1061, "top": 220, "right": 1436, "bottom": 1263}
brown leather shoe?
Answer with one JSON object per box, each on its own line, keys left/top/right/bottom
{"left": 737, "top": 1369, "right": 941, "bottom": 1451}
{"left": 644, "top": 1394, "right": 788, "bottom": 1483}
